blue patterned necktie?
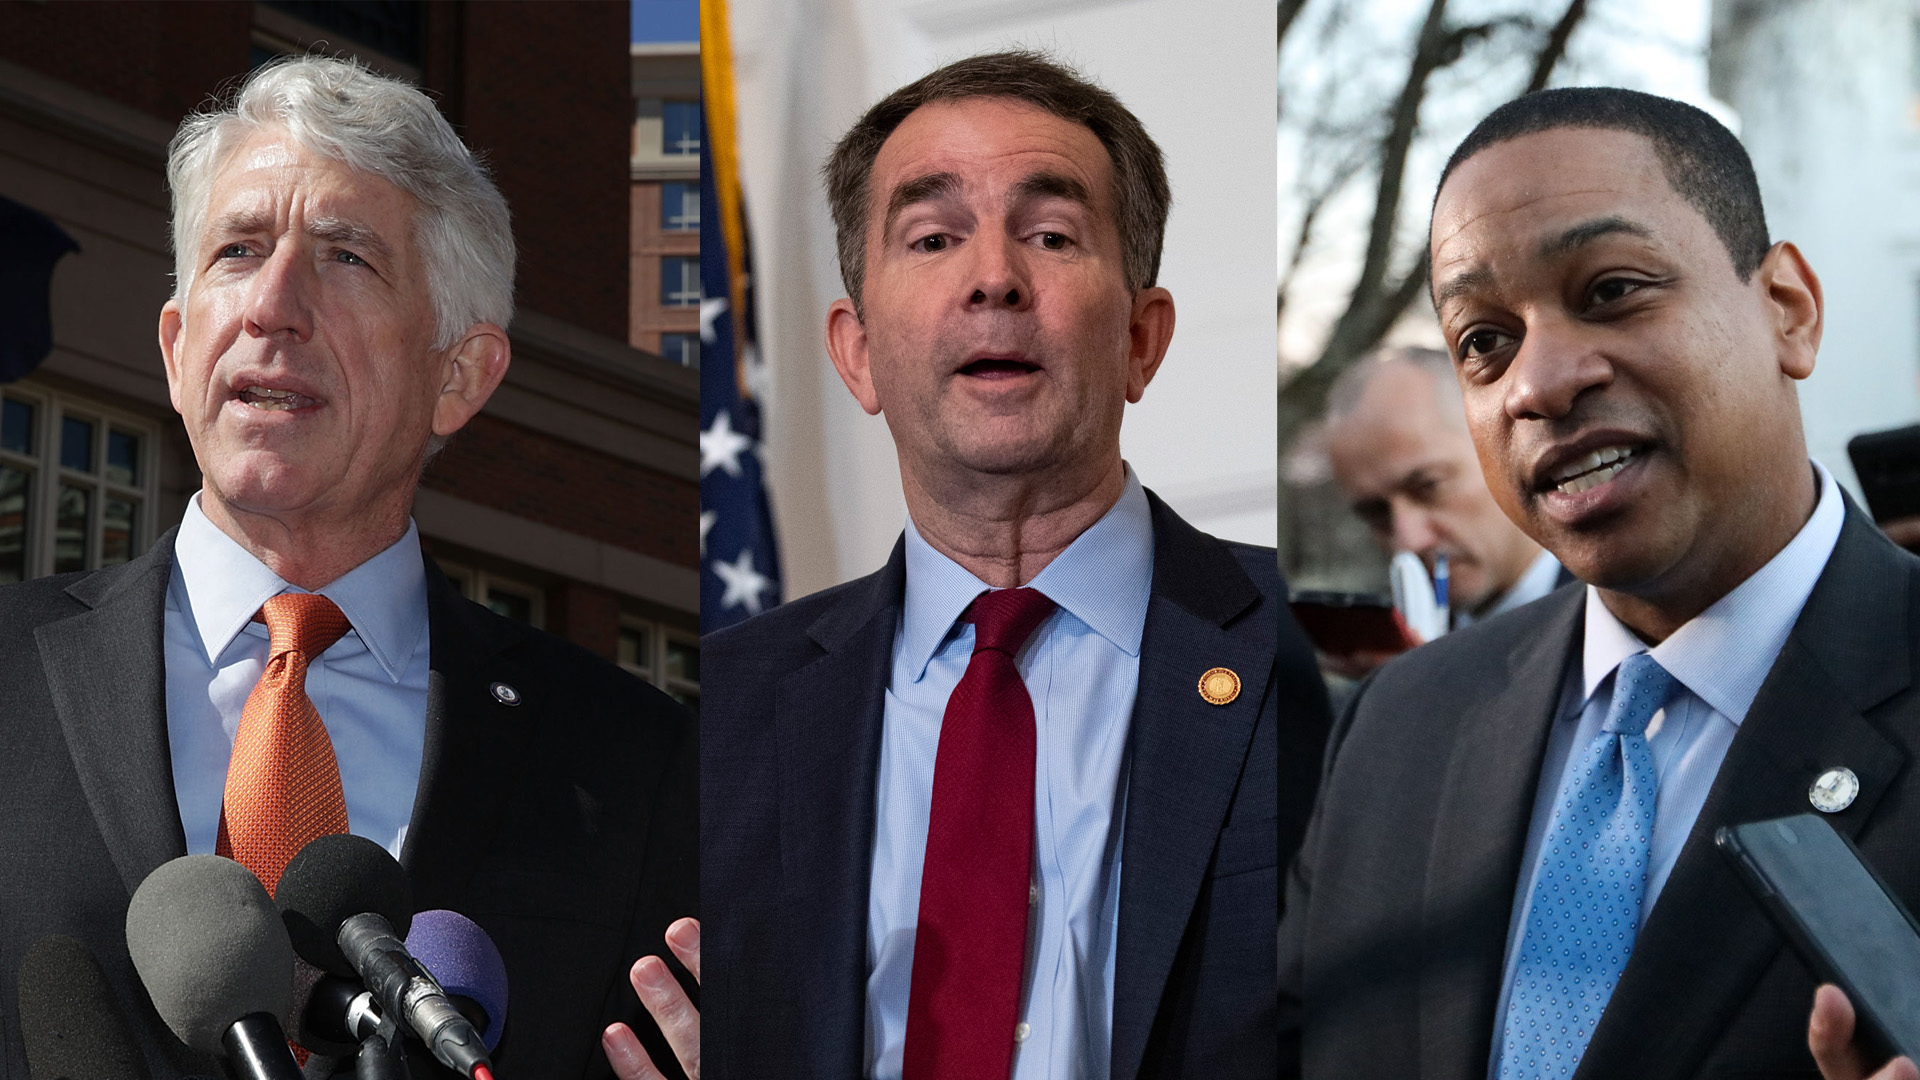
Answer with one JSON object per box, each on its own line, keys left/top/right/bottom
{"left": 1498, "top": 652, "right": 1677, "bottom": 1079}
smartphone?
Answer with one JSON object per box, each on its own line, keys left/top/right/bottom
{"left": 1848, "top": 424, "right": 1920, "bottom": 522}
{"left": 1288, "top": 591, "right": 1421, "bottom": 657}
{"left": 1716, "top": 814, "right": 1920, "bottom": 1061}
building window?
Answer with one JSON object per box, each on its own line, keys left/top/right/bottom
{"left": 619, "top": 618, "right": 699, "bottom": 711}
{"left": 662, "top": 101, "right": 701, "bottom": 156}
{"left": 438, "top": 562, "right": 546, "bottom": 629}
{"left": 0, "top": 386, "right": 157, "bottom": 585}
{"left": 661, "top": 256, "right": 700, "bottom": 307}
{"left": 659, "top": 333, "right": 700, "bottom": 368}
{"left": 661, "top": 181, "right": 700, "bottom": 231}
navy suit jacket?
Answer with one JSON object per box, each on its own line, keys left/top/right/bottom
{"left": 1279, "top": 500, "right": 1920, "bottom": 1078}
{"left": 0, "top": 529, "right": 696, "bottom": 1079}
{"left": 702, "top": 490, "right": 1333, "bottom": 1079}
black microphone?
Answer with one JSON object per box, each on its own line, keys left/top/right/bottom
{"left": 276, "top": 835, "right": 491, "bottom": 1079}
{"left": 18, "top": 933, "right": 152, "bottom": 1080}
{"left": 124, "top": 855, "right": 301, "bottom": 1080}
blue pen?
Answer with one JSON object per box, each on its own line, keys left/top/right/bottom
{"left": 1433, "top": 553, "right": 1450, "bottom": 627}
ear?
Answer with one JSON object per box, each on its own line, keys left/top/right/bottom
{"left": 826, "top": 298, "right": 882, "bottom": 415}
{"left": 158, "top": 299, "right": 187, "bottom": 414}
{"left": 1760, "top": 240, "right": 1822, "bottom": 381}
{"left": 431, "top": 323, "right": 512, "bottom": 437}
{"left": 1124, "top": 286, "right": 1175, "bottom": 403}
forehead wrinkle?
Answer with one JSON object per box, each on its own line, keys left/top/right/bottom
{"left": 882, "top": 171, "right": 962, "bottom": 237}
{"left": 1539, "top": 215, "right": 1654, "bottom": 260}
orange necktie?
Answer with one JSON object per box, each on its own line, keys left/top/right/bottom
{"left": 216, "top": 592, "right": 352, "bottom": 897}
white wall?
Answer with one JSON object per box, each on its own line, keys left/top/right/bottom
{"left": 727, "top": 0, "right": 1278, "bottom": 598}
{"left": 1712, "top": 0, "right": 1920, "bottom": 493}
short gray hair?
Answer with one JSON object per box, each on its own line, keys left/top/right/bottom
{"left": 167, "top": 55, "right": 515, "bottom": 350}
{"left": 1325, "top": 346, "right": 1462, "bottom": 425}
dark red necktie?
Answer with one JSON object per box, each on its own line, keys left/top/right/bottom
{"left": 904, "top": 587, "right": 1056, "bottom": 1080}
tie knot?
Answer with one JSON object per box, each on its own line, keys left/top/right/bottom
{"left": 1604, "top": 652, "right": 1675, "bottom": 737}
{"left": 966, "top": 588, "right": 1055, "bottom": 656}
{"left": 257, "top": 592, "right": 352, "bottom": 660}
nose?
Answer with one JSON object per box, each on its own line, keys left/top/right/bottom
{"left": 1502, "top": 315, "right": 1610, "bottom": 421}
{"left": 1389, "top": 500, "right": 1440, "bottom": 558}
{"left": 964, "top": 229, "right": 1032, "bottom": 311}
{"left": 242, "top": 244, "right": 315, "bottom": 344}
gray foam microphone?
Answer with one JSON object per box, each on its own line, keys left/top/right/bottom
{"left": 125, "top": 855, "right": 299, "bottom": 1079}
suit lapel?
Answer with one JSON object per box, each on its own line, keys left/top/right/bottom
{"left": 35, "top": 531, "right": 189, "bottom": 897}
{"left": 1109, "top": 494, "right": 1273, "bottom": 1080}
{"left": 400, "top": 558, "right": 543, "bottom": 907}
{"left": 1579, "top": 506, "right": 1912, "bottom": 1079}
{"left": 1418, "top": 584, "right": 1586, "bottom": 1080}
{"left": 774, "top": 543, "right": 902, "bottom": 1080}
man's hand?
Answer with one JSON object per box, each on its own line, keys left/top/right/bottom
{"left": 604, "top": 917, "right": 700, "bottom": 1080}
{"left": 1809, "top": 984, "right": 1918, "bottom": 1080}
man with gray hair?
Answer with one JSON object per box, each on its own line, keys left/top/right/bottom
{"left": 1324, "top": 347, "right": 1568, "bottom": 655}
{"left": 0, "top": 56, "right": 695, "bottom": 1079}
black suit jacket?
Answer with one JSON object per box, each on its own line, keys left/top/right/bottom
{"left": 702, "top": 490, "right": 1333, "bottom": 1080}
{"left": 0, "top": 529, "right": 697, "bottom": 1079}
{"left": 1279, "top": 500, "right": 1920, "bottom": 1079}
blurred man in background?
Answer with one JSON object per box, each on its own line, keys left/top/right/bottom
{"left": 1326, "top": 347, "right": 1568, "bottom": 632}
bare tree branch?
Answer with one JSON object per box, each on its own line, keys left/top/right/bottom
{"left": 1527, "top": 0, "right": 1588, "bottom": 93}
{"left": 1276, "top": 0, "right": 1594, "bottom": 456}
{"left": 1279, "top": 0, "right": 1309, "bottom": 49}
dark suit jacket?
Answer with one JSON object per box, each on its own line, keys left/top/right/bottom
{"left": 702, "top": 490, "right": 1333, "bottom": 1080}
{"left": 0, "top": 529, "right": 697, "bottom": 1079}
{"left": 1279, "top": 500, "right": 1920, "bottom": 1079}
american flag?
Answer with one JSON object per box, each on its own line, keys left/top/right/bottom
{"left": 698, "top": 104, "right": 782, "bottom": 632}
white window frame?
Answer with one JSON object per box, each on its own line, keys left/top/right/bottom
{"left": 0, "top": 382, "right": 160, "bottom": 581}
{"left": 618, "top": 616, "right": 699, "bottom": 706}
{"left": 437, "top": 561, "right": 547, "bottom": 629}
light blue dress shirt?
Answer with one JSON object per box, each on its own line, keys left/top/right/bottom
{"left": 866, "top": 470, "right": 1154, "bottom": 1080}
{"left": 163, "top": 493, "right": 431, "bottom": 860}
{"left": 1489, "top": 461, "right": 1845, "bottom": 1075}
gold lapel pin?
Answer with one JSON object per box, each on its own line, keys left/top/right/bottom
{"left": 1198, "top": 667, "right": 1240, "bottom": 706}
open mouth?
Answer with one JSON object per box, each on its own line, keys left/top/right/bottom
{"left": 1548, "top": 444, "right": 1638, "bottom": 495}
{"left": 958, "top": 357, "right": 1039, "bottom": 378}
{"left": 236, "top": 384, "right": 319, "bottom": 411}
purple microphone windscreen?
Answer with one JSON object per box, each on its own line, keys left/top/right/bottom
{"left": 274, "top": 833, "right": 413, "bottom": 976}
{"left": 124, "top": 855, "right": 294, "bottom": 1057}
{"left": 18, "top": 934, "right": 151, "bottom": 1080}
{"left": 405, "top": 910, "right": 509, "bottom": 1051}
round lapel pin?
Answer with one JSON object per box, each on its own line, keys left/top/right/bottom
{"left": 1198, "top": 667, "right": 1240, "bottom": 706}
{"left": 490, "top": 681, "right": 522, "bottom": 706}
{"left": 1809, "top": 766, "right": 1859, "bottom": 814}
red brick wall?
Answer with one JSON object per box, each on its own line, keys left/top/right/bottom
{"left": 458, "top": 1, "right": 630, "bottom": 342}
{"left": 423, "top": 413, "right": 698, "bottom": 570}
{"left": 0, "top": 1, "right": 252, "bottom": 124}
{"left": 548, "top": 579, "right": 622, "bottom": 660}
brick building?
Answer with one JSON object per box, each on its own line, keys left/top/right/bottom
{"left": 0, "top": 0, "right": 700, "bottom": 705}
{"left": 628, "top": 39, "right": 701, "bottom": 366}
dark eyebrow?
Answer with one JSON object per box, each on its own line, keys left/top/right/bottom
{"left": 1009, "top": 170, "right": 1092, "bottom": 208}
{"left": 1432, "top": 265, "right": 1496, "bottom": 311}
{"left": 1539, "top": 215, "right": 1653, "bottom": 260}
{"left": 882, "top": 171, "right": 962, "bottom": 237}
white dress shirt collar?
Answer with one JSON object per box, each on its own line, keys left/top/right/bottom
{"left": 1581, "top": 460, "right": 1846, "bottom": 723}
{"left": 898, "top": 467, "right": 1155, "bottom": 681}
{"left": 172, "top": 492, "right": 428, "bottom": 682}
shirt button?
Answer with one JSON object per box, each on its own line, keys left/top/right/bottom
{"left": 1029, "top": 883, "right": 1038, "bottom": 905}
{"left": 1014, "top": 1022, "right": 1031, "bottom": 1043}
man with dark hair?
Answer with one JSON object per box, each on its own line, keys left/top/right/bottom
{"left": 1280, "top": 85, "right": 1920, "bottom": 1079}
{"left": 704, "top": 50, "right": 1332, "bottom": 1080}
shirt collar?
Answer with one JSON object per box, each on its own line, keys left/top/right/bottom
{"left": 899, "top": 467, "right": 1155, "bottom": 681}
{"left": 172, "top": 492, "right": 429, "bottom": 682}
{"left": 1581, "top": 460, "right": 1846, "bottom": 723}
